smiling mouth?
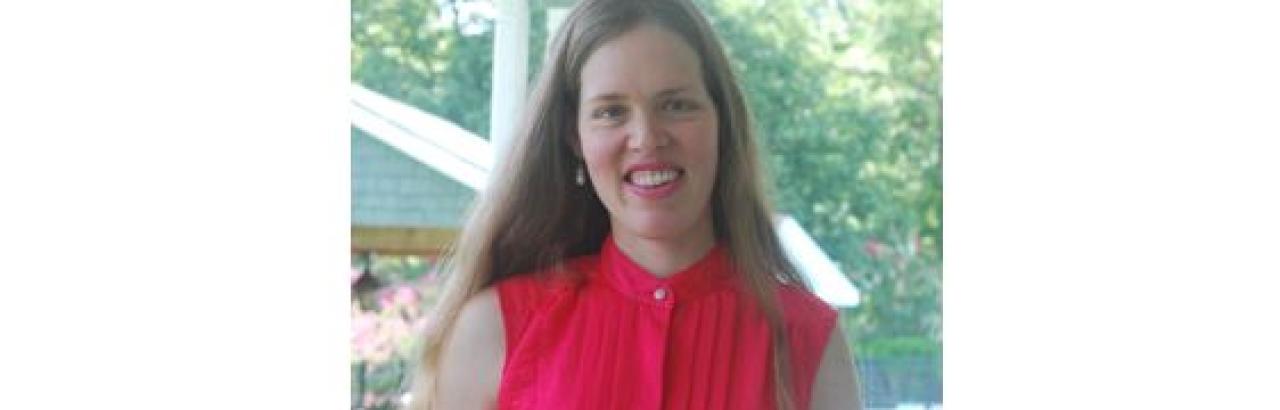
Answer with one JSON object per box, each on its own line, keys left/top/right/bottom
{"left": 626, "top": 169, "right": 683, "bottom": 188}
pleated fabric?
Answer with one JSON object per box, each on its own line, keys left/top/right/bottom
{"left": 495, "top": 235, "right": 838, "bottom": 410}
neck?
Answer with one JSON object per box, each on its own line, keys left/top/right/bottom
{"left": 611, "top": 218, "right": 717, "bottom": 278}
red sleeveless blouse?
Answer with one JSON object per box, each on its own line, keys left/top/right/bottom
{"left": 494, "top": 235, "right": 838, "bottom": 409}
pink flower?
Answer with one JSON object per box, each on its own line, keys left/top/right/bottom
{"left": 366, "top": 336, "right": 395, "bottom": 365}
{"left": 392, "top": 286, "right": 420, "bottom": 306}
{"left": 864, "top": 239, "right": 888, "bottom": 259}
{"left": 378, "top": 285, "right": 422, "bottom": 311}
{"left": 411, "top": 316, "right": 431, "bottom": 334}
{"left": 352, "top": 308, "right": 375, "bottom": 334}
{"left": 351, "top": 267, "right": 364, "bottom": 286}
{"left": 352, "top": 308, "right": 384, "bottom": 362}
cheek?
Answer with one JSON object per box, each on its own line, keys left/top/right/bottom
{"left": 578, "top": 129, "right": 624, "bottom": 175}
{"left": 677, "top": 121, "right": 719, "bottom": 171}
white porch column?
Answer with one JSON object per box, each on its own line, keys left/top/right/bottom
{"left": 546, "top": 6, "right": 570, "bottom": 49}
{"left": 489, "top": 0, "right": 530, "bottom": 166}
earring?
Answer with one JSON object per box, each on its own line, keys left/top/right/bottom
{"left": 575, "top": 165, "right": 585, "bottom": 186}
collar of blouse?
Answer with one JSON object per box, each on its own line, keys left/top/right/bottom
{"left": 597, "top": 234, "right": 738, "bottom": 306}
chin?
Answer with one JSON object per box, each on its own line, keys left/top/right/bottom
{"left": 618, "top": 214, "right": 702, "bottom": 240}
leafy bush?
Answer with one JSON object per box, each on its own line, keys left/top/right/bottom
{"left": 350, "top": 255, "right": 444, "bottom": 409}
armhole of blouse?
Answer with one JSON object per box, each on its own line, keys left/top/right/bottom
{"left": 495, "top": 276, "right": 541, "bottom": 360}
{"left": 779, "top": 285, "right": 840, "bottom": 410}
{"left": 494, "top": 256, "right": 591, "bottom": 357}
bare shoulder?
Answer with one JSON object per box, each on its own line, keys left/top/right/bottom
{"left": 436, "top": 287, "right": 506, "bottom": 409}
{"left": 455, "top": 287, "right": 504, "bottom": 332}
{"left": 810, "top": 327, "right": 863, "bottom": 410}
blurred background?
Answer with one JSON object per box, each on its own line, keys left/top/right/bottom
{"left": 349, "top": 0, "right": 940, "bottom": 408}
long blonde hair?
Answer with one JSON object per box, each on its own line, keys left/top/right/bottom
{"left": 411, "top": 1, "right": 809, "bottom": 408}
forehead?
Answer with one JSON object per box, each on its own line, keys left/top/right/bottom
{"left": 579, "top": 24, "right": 705, "bottom": 99}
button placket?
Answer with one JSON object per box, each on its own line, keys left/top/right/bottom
{"left": 649, "top": 286, "right": 676, "bottom": 410}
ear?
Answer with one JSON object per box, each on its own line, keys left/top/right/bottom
{"left": 562, "top": 101, "right": 584, "bottom": 159}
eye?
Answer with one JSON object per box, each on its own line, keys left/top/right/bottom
{"left": 590, "top": 105, "right": 628, "bottom": 123}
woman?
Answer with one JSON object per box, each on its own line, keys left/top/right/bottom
{"left": 411, "top": 0, "right": 860, "bottom": 409}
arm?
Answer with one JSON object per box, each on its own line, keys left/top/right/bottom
{"left": 435, "top": 288, "right": 505, "bottom": 410}
{"left": 809, "top": 327, "right": 863, "bottom": 410}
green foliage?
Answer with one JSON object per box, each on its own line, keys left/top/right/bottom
{"left": 699, "top": 0, "right": 941, "bottom": 344}
{"left": 351, "top": 0, "right": 942, "bottom": 350}
{"left": 352, "top": 0, "right": 495, "bottom": 137}
{"left": 354, "top": 253, "right": 433, "bottom": 283}
{"left": 854, "top": 335, "right": 942, "bottom": 359}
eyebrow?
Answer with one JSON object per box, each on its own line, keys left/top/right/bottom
{"left": 584, "top": 86, "right": 693, "bottom": 103}
{"left": 655, "top": 86, "right": 691, "bottom": 98}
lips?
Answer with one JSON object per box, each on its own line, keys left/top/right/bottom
{"left": 623, "top": 163, "right": 684, "bottom": 199}
{"left": 627, "top": 169, "right": 681, "bottom": 187}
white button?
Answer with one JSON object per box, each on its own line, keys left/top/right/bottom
{"left": 652, "top": 288, "right": 668, "bottom": 300}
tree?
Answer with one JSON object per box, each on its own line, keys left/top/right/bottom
{"left": 352, "top": 0, "right": 496, "bottom": 137}
{"left": 699, "top": 0, "right": 941, "bottom": 345}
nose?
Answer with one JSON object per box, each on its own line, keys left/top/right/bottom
{"left": 626, "top": 110, "right": 670, "bottom": 151}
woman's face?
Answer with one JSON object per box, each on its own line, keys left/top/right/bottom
{"left": 576, "top": 24, "right": 719, "bottom": 243}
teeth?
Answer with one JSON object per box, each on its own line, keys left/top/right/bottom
{"left": 630, "top": 170, "right": 679, "bottom": 187}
